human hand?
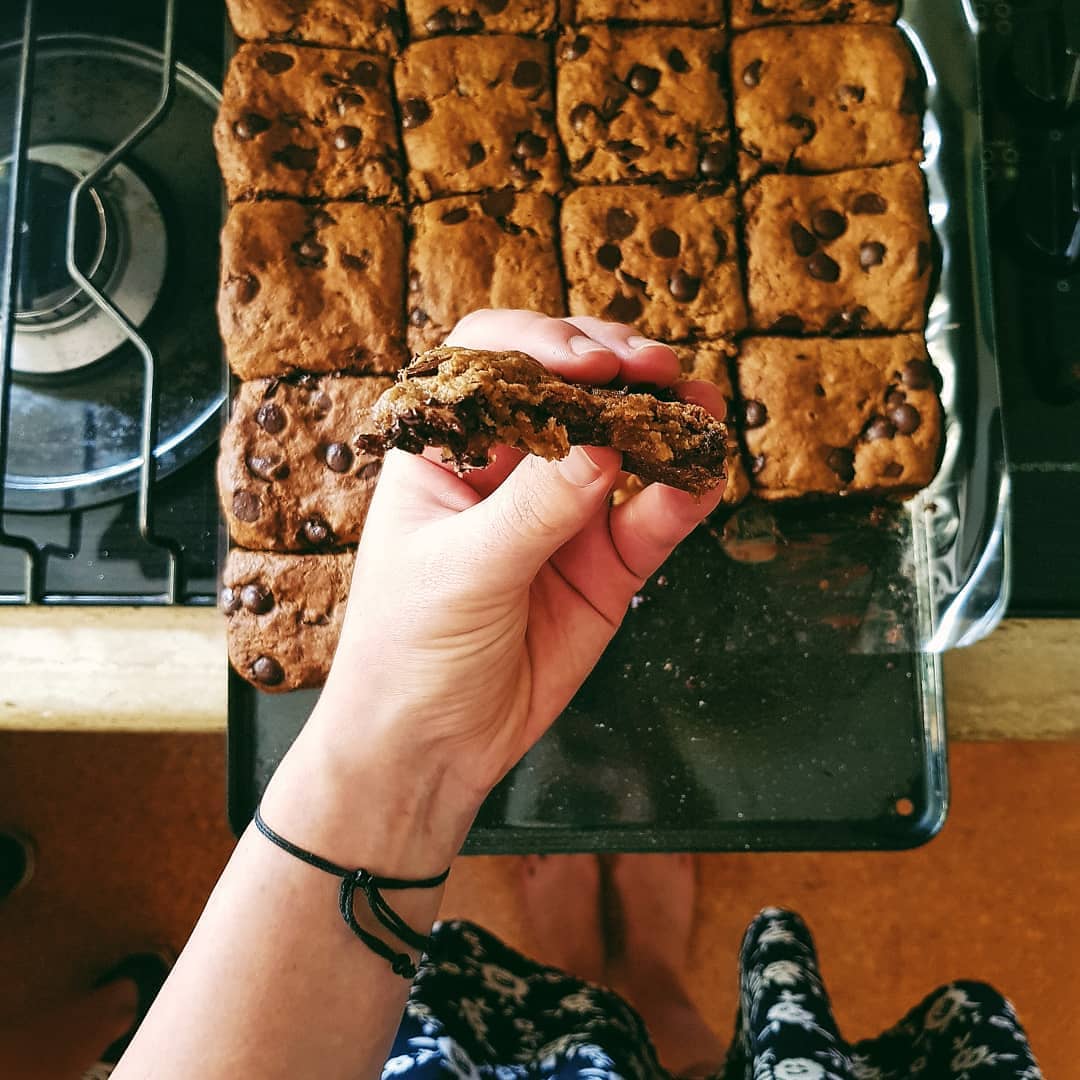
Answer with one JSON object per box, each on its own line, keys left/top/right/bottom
{"left": 283, "top": 310, "right": 727, "bottom": 864}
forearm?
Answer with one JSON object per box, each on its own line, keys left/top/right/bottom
{"left": 113, "top": 723, "right": 474, "bottom": 1080}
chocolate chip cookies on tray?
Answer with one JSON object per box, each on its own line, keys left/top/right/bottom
{"left": 214, "top": 0, "right": 943, "bottom": 691}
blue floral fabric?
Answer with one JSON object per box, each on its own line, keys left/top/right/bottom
{"left": 382, "top": 910, "right": 1040, "bottom": 1079}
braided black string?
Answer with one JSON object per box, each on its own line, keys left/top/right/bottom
{"left": 253, "top": 805, "right": 450, "bottom": 979}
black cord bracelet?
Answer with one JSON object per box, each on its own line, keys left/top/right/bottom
{"left": 253, "top": 805, "right": 450, "bottom": 979}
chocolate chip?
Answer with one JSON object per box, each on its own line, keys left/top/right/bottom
{"left": 334, "top": 90, "right": 366, "bottom": 115}
{"left": 341, "top": 251, "right": 370, "bottom": 272}
{"left": 650, "top": 227, "right": 680, "bottom": 258}
{"left": 323, "top": 442, "right": 354, "bottom": 472}
{"left": 888, "top": 403, "right": 921, "bottom": 434}
{"left": 885, "top": 388, "right": 906, "bottom": 409}
{"left": 825, "top": 447, "right": 855, "bottom": 483}
{"left": 257, "top": 50, "right": 294, "bottom": 74}
{"left": 232, "top": 491, "right": 262, "bottom": 522}
{"left": 569, "top": 103, "right": 595, "bottom": 133}
{"left": 882, "top": 461, "right": 904, "bottom": 478}
{"left": 409, "top": 307, "right": 429, "bottom": 327}
{"left": 917, "top": 241, "right": 932, "bottom": 276}
{"left": 272, "top": 144, "right": 318, "bottom": 171}
{"left": 241, "top": 583, "right": 274, "bottom": 614}
{"left": 713, "top": 227, "right": 728, "bottom": 261}
{"left": 604, "top": 292, "right": 643, "bottom": 322}
{"left": 221, "top": 587, "right": 241, "bottom": 615}
{"left": 668, "top": 269, "right": 701, "bottom": 302}
{"left": 513, "top": 131, "right": 547, "bottom": 158}
{"left": 424, "top": 7, "right": 454, "bottom": 32}
{"left": 349, "top": 60, "right": 379, "bottom": 86}
{"left": 667, "top": 48, "right": 689, "bottom": 73}
{"left": 790, "top": 222, "right": 817, "bottom": 256}
{"left": 252, "top": 656, "right": 284, "bottom": 686}
{"left": 310, "top": 209, "right": 336, "bottom": 229}
{"left": 229, "top": 274, "right": 260, "bottom": 304}
{"left": 507, "top": 159, "right": 541, "bottom": 182}
{"left": 900, "top": 77, "right": 922, "bottom": 115}
{"left": 309, "top": 391, "right": 333, "bottom": 419}
{"left": 787, "top": 113, "right": 817, "bottom": 143}
{"left": 606, "top": 139, "right": 644, "bottom": 162}
{"left": 743, "top": 400, "right": 768, "bottom": 428}
{"left": 294, "top": 237, "right": 327, "bottom": 267}
{"left": 806, "top": 251, "right": 840, "bottom": 282}
{"left": 824, "top": 306, "right": 867, "bottom": 335}
{"left": 301, "top": 517, "right": 333, "bottom": 546}
{"left": 811, "top": 209, "right": 847, "bottom": 240}
{"left": 408, "top": 270, "right": 422, "bottom": 293}
{"left": 750, "top": 454, "right": 767, "bottom": 475}
{"left": 400, "top": 98, "right": 432, "bottom": 128}
{"left": 864, "top": 415, "right": 896, "bottom": 441}
{"left": 246, "top": 455, "right": 288, "bottom": 482}
{"left": 859, "top": 241, "right": 886, "bottom": 269}
{"left": 596, "top": 243, "right": 622, "bottom": 270}
{"left": 606, "top": 207, "right": 637, "bottom": 240}
{"left": 699, "top": 142, "right": 730, "bottom": 178}
{"left": 440, "top": 206, "right": 469, "bottom": 225}
{"left": 814, "top": 382, "right": 826, "bottom": 397}
{"left": 770, "top": 314, "right": 804, "bottom": 334}
{"left": 628, "top": 64, "right": 660, "bottom": 96}
{"left": 483, "top": 0, "right": 508, "bottom": 10}
{"left": 512, "top": 60, "right": 543, "bottom": 89}
{"left": 233, "top": 112, "right": 270, "bottom": 141}
{"left": 841, "top": 83, "right": 866, "bottom": 104}
{"left": 902, "top": 358, "right": 936, "bottom": 390}
{"left": 466, "top": 141, "right": 486, "bottom": 167}
{"left": 332, "top": 125, "right": 362, "bottom": 150}
{"left": 255, "top": 402, "right": 286, "bottom": 434}
{"left": 743, "top": 59, "right": 764, "bottom": 87}
{"left": 562, "top": 33, "right": 590, "bottom": 61}
{"left": 481, "top": 189, "right": 515, "bottom": 217}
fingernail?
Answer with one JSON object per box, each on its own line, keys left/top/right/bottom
{"left": 558, "top": 445, "right": 603, "bottom": 487}
{"left": 627, "top": 335, "right": 671, "bottom": 351}
{"left": 569, "top": 335, "right": 611, "bottom": 357}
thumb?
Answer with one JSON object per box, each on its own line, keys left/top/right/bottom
{"left": 451, "top": 446, "right": 621, "bottom": 588}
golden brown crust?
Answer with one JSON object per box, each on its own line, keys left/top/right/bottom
{"left": 406, "top": 0, "right": 556, "bottom": 38}
{"left": 224, "top": 0, "right": 405, "bottom": 52}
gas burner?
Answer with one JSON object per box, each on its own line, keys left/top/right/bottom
{"left": 4, "top": 143, "right": 167, "bottom": 375}
{"left": 0, "top": 34, "right": 225, "bottom": 512}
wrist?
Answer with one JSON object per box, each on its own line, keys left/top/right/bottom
{"left": 261, "top": 717, "right": 475, "bottom": 879}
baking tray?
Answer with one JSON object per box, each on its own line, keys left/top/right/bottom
{"left": 227, "top": 0, "right": 1002, "bottom": 850}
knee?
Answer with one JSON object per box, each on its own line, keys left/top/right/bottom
{"left": 920, "top": 981, "right": 1012, "bottom": 1033}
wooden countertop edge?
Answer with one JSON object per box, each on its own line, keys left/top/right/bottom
{"left": 0, "top": 609, "right": 1076, "bottom": 739}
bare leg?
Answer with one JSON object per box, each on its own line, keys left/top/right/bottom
{"left": 0, "top": 980, "right": 136, "bottom": 1080}
{"left": 606, "top": 854, "right": 724, "bottom": 1079}
{"left": 519, "top": 854, "right": 605, "bottom": 984}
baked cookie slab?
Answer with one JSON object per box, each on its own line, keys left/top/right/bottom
{"left": 556, "top": 25, "right": 732, "bottom": 184}
{"left": 729, "top": 0, "right": 897, "bottom": 30}
{"left": 743, "top": 162, "right": 932, "bottom": 334}
{"left": 219, "top": 200, "right": 406, "bottom": 379}
{"left": 394, "top": 35, "right": 561, "bottom": 199}
{"left": 731, "top": 25, "right": 922, "bottom": 180}
{"left": 219, "top": 375, "right": 391, "bottom": 552}
{"left": 224, "top": 0, "right": 405, "bottom": 52}
{"left": 561, "top": 184, "right": 747, "bottom": 341}
{"left": 359, "top": 347, "right": 729, "bottom": 495}
{"left": 407, "top": 192, "right": 565, "bottom": 353}
{"left": 214, "top": 44, "right": 402, "bottom": 202}
{"left": 222, "top": 549, "right": 354, "bottom": 691}
{"left": 736, "top": 335, "right": 943, "bottom": 498}
{"left": 406, "top": 0, "right": 555, "bottom": 38}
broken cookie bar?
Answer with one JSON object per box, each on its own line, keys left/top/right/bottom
{"left": 224, "top": 0, "right": 405, "bottom": 53}
{"left": 222, "top": 548, "right": 354, "bottom": 692}
{"left": 359, "top": 347, "right": 728, "bottom": 496}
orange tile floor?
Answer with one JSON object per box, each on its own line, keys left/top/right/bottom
{"left": 1, "top": 733, "right": 1075, "bottom": 1075}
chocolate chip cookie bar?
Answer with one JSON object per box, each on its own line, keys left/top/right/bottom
{"left": 731, "top": 25, "right": 922, "bottom": 180}
{"left": 556, "top": 25, "right": 732, "bottom": 184}
{"left": 219, "top": 375, "right": 391, "bottom": 552}
{"left": 571, "top": 0, "right": 725, "bottom": 25}
{"left": 407, "top": 0, "right": 556, "bottom": 37}
{"left": 561, "top": 184, "right": 746, "bottom": 341}
{"left": 214, "top": 44, "right": 401, "bottom": 202}
{"left": 736, "top": 335, "right": 943, "bottom": 498}
{"left": 743, "top": 163, "right": 932, "bottom": 334}
{"left": 358, "top": 347, "right": 729, "bottom": 495}
{"left": 394, "top": 35, "right": 561, "bottom": 199}
{"left": 729, "top": 0, "right": 897, "bottom": 29}
{"left": 223, "top": 549, "right": 354, "bottom": 691}
{"left": 219, "top": 200, "right": 406, "bottom": 380}
{"left": 672, "top": 341, "right": 750, "bottom": 505}
{"left": 407, "top": 192, "right": 565, "bottom": 353}
{"left": 224, "top": 0, "right": 405, "bottom": 52}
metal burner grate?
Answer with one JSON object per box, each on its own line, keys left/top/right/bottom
{"left": 0, "top": 0, "right": 225, "bottom": 604}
